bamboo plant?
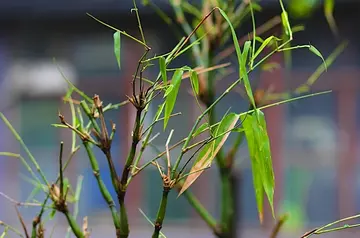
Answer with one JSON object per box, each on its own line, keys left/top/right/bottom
{"left": 0, "top": 0, "right": 353, "bottom": 238}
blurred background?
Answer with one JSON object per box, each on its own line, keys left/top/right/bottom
{"left": 0, "top": 0, "right": 360, "bottom": 237}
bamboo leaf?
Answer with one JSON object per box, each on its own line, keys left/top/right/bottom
{"left": 217, "top": 8, "right": 242, "bottom": 74}
{"left": 253, "top": 36, "right": 281, "bottom": 60}
{"left": 49, "top": 208, "right": 57, "bottom": 220}
{"left": 51, "top": 124, "right": 68, "bottom": 128}
{"left": 193, "top": 122, "right": 209, "bottom": 137}
{"left": 179, "top": 113, "right": 239, "bottom": 195}
{"left": 164, "top": 69, "right": 183, "bottom": 129}
{"left": 241, "top": 110, "right": 275, "bottom": 223}
{"left": 114, "top": 31, "right": 121, "bottom": 69}
{"left": 279, "top": 0, "right": 292, "bottom": 39}
{"left": 309, "top": 45, "right": 327, "bottom": 70}
{"left": 190, "top": 70, "right": 199, "bottom": 95}
{"left": 241, "top": 41, "right": 256, "bottom": 108}
{"left": 159, "top": 56, "right": 167, "bottom": 84}
{"left": 64, "top": 86, "right": 74, "bottom": 101}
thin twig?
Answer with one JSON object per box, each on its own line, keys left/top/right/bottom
{"left": 0, "top": 192, "right": 44, "bottom": 207}
{"left": 59, "top": 142, "right": 64, "bottom": 200}
{"left": 15, "top": 206, "right": 30, "bottom": 238}
{"left": 270, "top": 214, "right": 288, "bottom": 238}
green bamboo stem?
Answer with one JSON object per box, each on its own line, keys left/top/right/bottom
{"left": 79, "top": 101, "right": 101, "bottom": 133}
{"left": 118, "top": 109, "right": 143, "bottom": 237}
{"left": 152, "top": 188, "right": 170, "bottom": 238}
{"left": 63, "top": 210, "right": 84, "bottom": 238}
{"left": 83, "top": 141, "right": 121, "bottom": 237}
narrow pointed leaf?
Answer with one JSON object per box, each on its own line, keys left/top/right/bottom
{"left": 241, "top": 110, "right": 275, "bottom": 222}
{"left": 164, "top": 85, "right": 174, "bottom": 97}
{"left": 193, "top": 122, "right": 209, "bottom": 137}
{"left": 241, "top": 41, "right": 256, "bottom": 108}
{"left": 179, "top": 113, "right": 239, "bottom": 195}
{"left": 217, "top": 8, "right": 242, "bottom": 74}
{"left": 113, "top": 31, "right": 121, "bottom": 69}
{"left": 281, "top": 11, "right": 291, "bottom": 37}
{"left": 159, "top": 56, "right": 167, "bottom": 84}
{"left": 190, "top": 70, "right": 199, "bottom": 95}
{"left": 164, "top": 69, "right": 183, "bottom": 129}
{"left": 253, "top": 36, "right": 281, "bottom": 60}
{"left": 309, "top": 45, "right": 327, "bottom": 70}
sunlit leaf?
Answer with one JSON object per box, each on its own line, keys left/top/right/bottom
{"left": 241, "top": 110, "right": 275, "bottom": 223}
{"left": 164, "top": 69, "right": 183, "bottom": 129}
{"left": 179, "top": 113, "right": 239, "bottom": 195}
{"left": 164, "top": 85, "right": 174, "bottom": 97}
{"left": 159, "top": 56, "right": 167, "bottom": 85}
{"left": 253, "top": 36, "right": 278, "bottom": 61}
{"left": 309, "top": 45, "right": 327, "bottom": 70}
{"left": 279, "top": 0, "right": 292, "bottom": 38}
{"left": 113, "top": 31, "right": 121, "bottom": 69}
{"left": 190, "top": 70, "right": 199, "bottom": 95}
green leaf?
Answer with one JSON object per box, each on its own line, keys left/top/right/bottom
{"left": 164, "top": 85, "right": 174, "bottom": 97}
{"left": 253, "top": 36, "right": 281, "bottom": 60}
{"left": 241, "top": 110, "right": 275, "bottom": 223}
{"left": 279, "top": 0, "right": 292, "bottom": 38}
{"left": 309, "top": 45, "right": 327, "bottom": 70}
{"left": 51, "top": 124, "right": 68, "bottom": 128}
{"left": 113, "top": 31, "right": 121, "bottom": 69}
{"left": 217, "top": 8, "right": 242, "bottom": 75}
{"left": 241, "top": 41, "right": 256, "bottom": 108}
{"left": 190, "top": 70, "right": 199, "bottom": 95}
{"left": 255, "top": 36, "right": 264, "bottom": 43}
{"left": 179, "top": 113, "right": 239, "bottom": 195}
{"left": 64, "top": 86, "right": 74, "bottom": 101}
{"left": 49, "top": 208, "right": 57, "bottom": 220}
{"left": 159, "top": 56, "right": 167, "bottom": 85}
{"left": 193, "top": 122, "right": 209, "bottom": 137}
{"left": 164, "top": 69, "right": 183, "bottom": 129}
